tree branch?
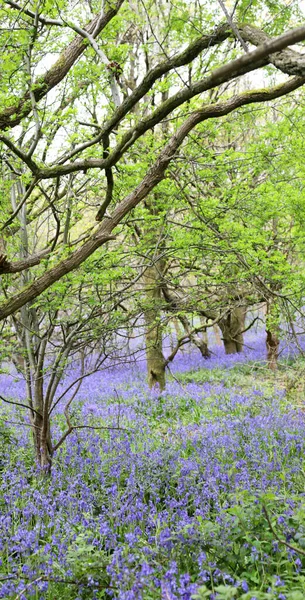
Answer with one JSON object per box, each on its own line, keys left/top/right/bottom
{"left": 5, "top": 0, "right": 64, "bottom": 26}
{"left": 0, "top": 135, "right": 39, "bottom": 174}
{"left": 52, "top": 424, "right": 129, "bottom": 453}
{"left": 0, "top": 76, "right": 303, "bottom": 320}
{"left": 0, "top": 394, "right": 41, "bottom": 418}
{"left": 262, "top": 504, "right": 305, "bottom": 557}
{"left": 217, "top": 0, "right": 249, "bottom": 52}
{"left": 0, "top": 0, "right": 125, "bottom": 130}
{"left": 0, "top": 250, "right": 50, "bottom": 274}
{"left": 37, "top": 24, "right": 305, "bottom": 179}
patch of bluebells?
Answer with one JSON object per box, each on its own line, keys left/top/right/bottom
{"left": 0, "top": 335, "right": 305, "bottom": 597}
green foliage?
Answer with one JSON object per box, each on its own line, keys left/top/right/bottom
{"left": 66, "top": 531, "right": 110, "bottom": 586}
{"left": 0, "top": 415, "right": 15, "bottom": 466}
{"left": 2, "top": 0, "right": 305, "bottom": 596}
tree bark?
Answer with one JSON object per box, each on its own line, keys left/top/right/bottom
{"left": 213, "top": 324, "right": 222, "bottom": 346}
{"left": 32, "top": 401, "right": 53, "bottom": 473}
{"left": 219, "top": 307, "right": 246, "bottom": 354}
{"left": 266, "top": 329, "right": 280, "bottom": 371}
{"left": 144, "top": 265, "right": 166, "bottom": 391}
{"left": 266, "top": 301, "right": 280, "bottom": 371}
{"left": 8, "top": 177, "right": 53, "bottom": 473}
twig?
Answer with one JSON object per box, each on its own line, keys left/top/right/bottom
{"left": 217, "top": 0, "right": 248, "bottom": 52}
{"left": 3, "top": 419, "right": 41, "bottom": 429}
{"left": 52, "top": 424, "right": 130, "bottom": 453}
{"left": 0, "top": 394, "right": 41, "bottom": 418}
{"left": 262, "top": 504, "right": 305, "bottom": 557}
{"left": 165, "top": 364, "right": 194, "bottom": 397}
{"left": 3, "top": 572, "right": 118, "bottom": 591}
{"left": 14, "top": 576, "right": 44, "bottom": 600}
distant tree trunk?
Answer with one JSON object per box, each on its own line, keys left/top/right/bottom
{"left": 213, "top": 324, "right": 222, "bottom": 346}
{"left": 192, "top": 333, "right": 211, "bottom": 358}
{"left": 200, "top": 316, "right": 209, "bottom": 345}
{"left": 266, "top": 301, "right": 280, "bottom": 371}
{"left": 172, "top": 318, "right": 182, "bottom": 343}
{"left": 169, "top": 318, "right": 180, "bottom": 352}
{"left": 144, "top": 265, "right": 166, "bottom": 391}
{"left": 219, "top": 307, "right": 246, "bottom": 354}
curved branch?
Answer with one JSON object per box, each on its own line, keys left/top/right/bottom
{"left": 95, "top": 134, "right": 114, "bottom": 221}
{"left": 52, "top": 424, "right": 129, "bottom": 453}
{"left": 55, "top": 22, "right": 305, "bottom": 170}
{"left": 0, "top": 394, "right": 41, "bottom": 418}
{"left": 0, "top": 136, "right": 38, "bottom": 174}
{"left": 0, "top": 75, "right": 303, "bottom": 321}
{"left": 262, "top": 504, "right": 305, "bottom": 557}
{"left": 37, "top": 25, "right": 305, "bottom": 179}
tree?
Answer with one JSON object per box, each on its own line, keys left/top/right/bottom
{"left": 2, "top": 0, "right": 305, "bottom": 470}
{"left": 163, "top": 91, "right": 305, "bottom": 365}
{"left": 1, "top": 0, "right": 305, "bottom": 324}
{"left": 1, "top": 241, "right": 143, "bottom": 471}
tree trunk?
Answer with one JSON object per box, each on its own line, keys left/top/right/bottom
{"left": 144, "top": 265, "right": 166, "bottom": 391}
{"left": 200, "top": 316, "right": 209, "bottom": 345}
{"left": 32, "top": 363, "right": 53, "bottom": 473}
{"left": 10, "top": 177, "right": 53, "bottom": 472}
{"left": 213, "top": 324, "right": 222, "bottom": 346}
{"left": 32, "top": 420, "right": 52, "bottom": 473}
{"left": 266, "top": 329, "right": 279, "bottom": 371}
{"left": 266, "top": 301, "right": 280, "bottom": 371}
{"left": 219, "top": 307, "right": 246, "bottom": 354}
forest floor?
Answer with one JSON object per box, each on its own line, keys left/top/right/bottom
{"left": 1, "top": 338, "right": 305, "bottom": 599}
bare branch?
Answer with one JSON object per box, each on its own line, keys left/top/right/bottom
{"left": 0, "top": 249, "right": 50, "bottom": 274}
{"left": 52, "top": 424, "right": 129, "bottom": 453}
{"left": 5, "top": 0, "right": 64, "bottom": 26}
{"left": 217, "top": 0, "right": 249, "bottom": 52}
{"left": 262, "top": 504, "right": 305, "bottom": 557}
{"left": 0, "top": 394, "right": 41, "bottom": 418}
